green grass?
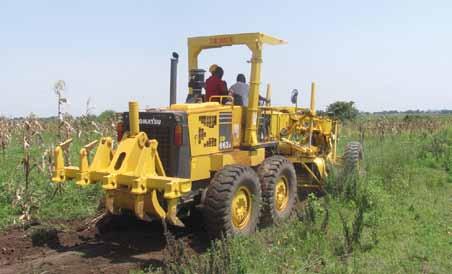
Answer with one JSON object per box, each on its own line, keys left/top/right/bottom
{"left": 0, "top": 116, "right": 451, "bottom": 273}
{"left": 155, "top": 127, "right": 452, "bottom": 274}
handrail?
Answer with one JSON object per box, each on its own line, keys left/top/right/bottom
{"left": 208, "top": 95, "right": 234, "bottom": 106}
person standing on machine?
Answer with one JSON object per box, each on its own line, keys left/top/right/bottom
{"left": 229, "top": 73, "right": 249, "bottom": 106}
{"left": 205, "top": 66, "right": 228, "bottom": 102}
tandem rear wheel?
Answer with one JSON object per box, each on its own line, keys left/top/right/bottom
{"left": 203, "top": 165, "right": 262, "bottom": 239}
{"left": 202, "top": 156, "right": 298, "bottom": 239}
{"left": 257, "top": 156, "right": 297, "bottom": 226}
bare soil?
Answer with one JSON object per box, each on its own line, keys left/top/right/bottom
{"left": 0, "top": 213, "right": 209, "bottom": 274}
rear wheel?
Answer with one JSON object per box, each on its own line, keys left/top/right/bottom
{"left": 258, "top": 156, "right": 297, "bottom": 225}
{"left": 204, "top": 165, "right": 261, "bottom": 238}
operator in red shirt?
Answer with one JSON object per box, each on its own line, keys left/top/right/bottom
{"left": 205, "top": 65, "right": 228, "bottom": 102}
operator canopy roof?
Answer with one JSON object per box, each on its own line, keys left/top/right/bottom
{"left": 187, "top": 32, "right": 287, "bottom": 72}
{"left": 188, "top": 32, "right": 287, "bottom": 49}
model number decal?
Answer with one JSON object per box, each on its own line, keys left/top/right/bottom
{"left": 219, "top": 141, "right": 232, "bottom": 150}
{"left": 139, "top": 118, "right": 162, "bottom": 125}
{"left": 219, "top": 136, "right": 232, "bottom": 150}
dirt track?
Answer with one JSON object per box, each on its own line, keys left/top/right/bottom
{"left": 0, "top": 214, "right": 209, "bottom": 274}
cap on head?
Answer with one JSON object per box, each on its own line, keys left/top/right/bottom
{"left": 209, "top": 64, "right": 218, "bottom": 73}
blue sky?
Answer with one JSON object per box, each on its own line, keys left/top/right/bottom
{"left": 1, "top": 0, "right": 451, "bottom": 117}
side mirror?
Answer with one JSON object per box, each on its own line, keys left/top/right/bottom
{"left": 291, "top": 89, "right": 299, "bottom": 104}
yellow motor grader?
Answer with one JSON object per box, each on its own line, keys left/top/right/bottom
{"left": 52, "top": 33, "right": 354, "bottom": 238}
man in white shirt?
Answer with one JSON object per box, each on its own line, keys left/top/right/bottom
{"left": 229, "top": 74, "right": 249, "bottom": 106}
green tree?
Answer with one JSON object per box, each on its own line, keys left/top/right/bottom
{"left": 326, "top": 101, "right": 359, "bottom": 121}
{"left": 97, "top": 110, "right": 116, "bottom": 122}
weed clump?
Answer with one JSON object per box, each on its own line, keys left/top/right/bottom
{"left": 162, "top": 220, "right": 240, "bottom": 274}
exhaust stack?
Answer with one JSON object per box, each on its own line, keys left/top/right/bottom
{"left": 310, "top": 82, "right": 316, "bottom": 115}
{"left": 170, "top": 52, "right": 179, "bottom": 105}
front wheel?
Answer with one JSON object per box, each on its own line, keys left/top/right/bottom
{"left": 344, "top": 141, "right": 364, "bottom": 173}
{"left": 203, "top": 165, "right": 261, "bottom": 239}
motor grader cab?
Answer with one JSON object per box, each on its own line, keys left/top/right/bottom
{"left": 52, "top": 33, "right": 340, "bottom": 238}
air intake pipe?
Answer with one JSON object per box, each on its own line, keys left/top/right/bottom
{"left": 170, "top": 52, "right": 179, "bottom": 105}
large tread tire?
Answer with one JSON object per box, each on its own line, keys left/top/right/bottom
{"left": 258, "top": 156, "right": 297, "bottom": 225}
{"left": 204, "top": 165, "right": 261, "bottom": 239}
{"left": 344, "top": 141, "right": 363, "bottom": 172}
